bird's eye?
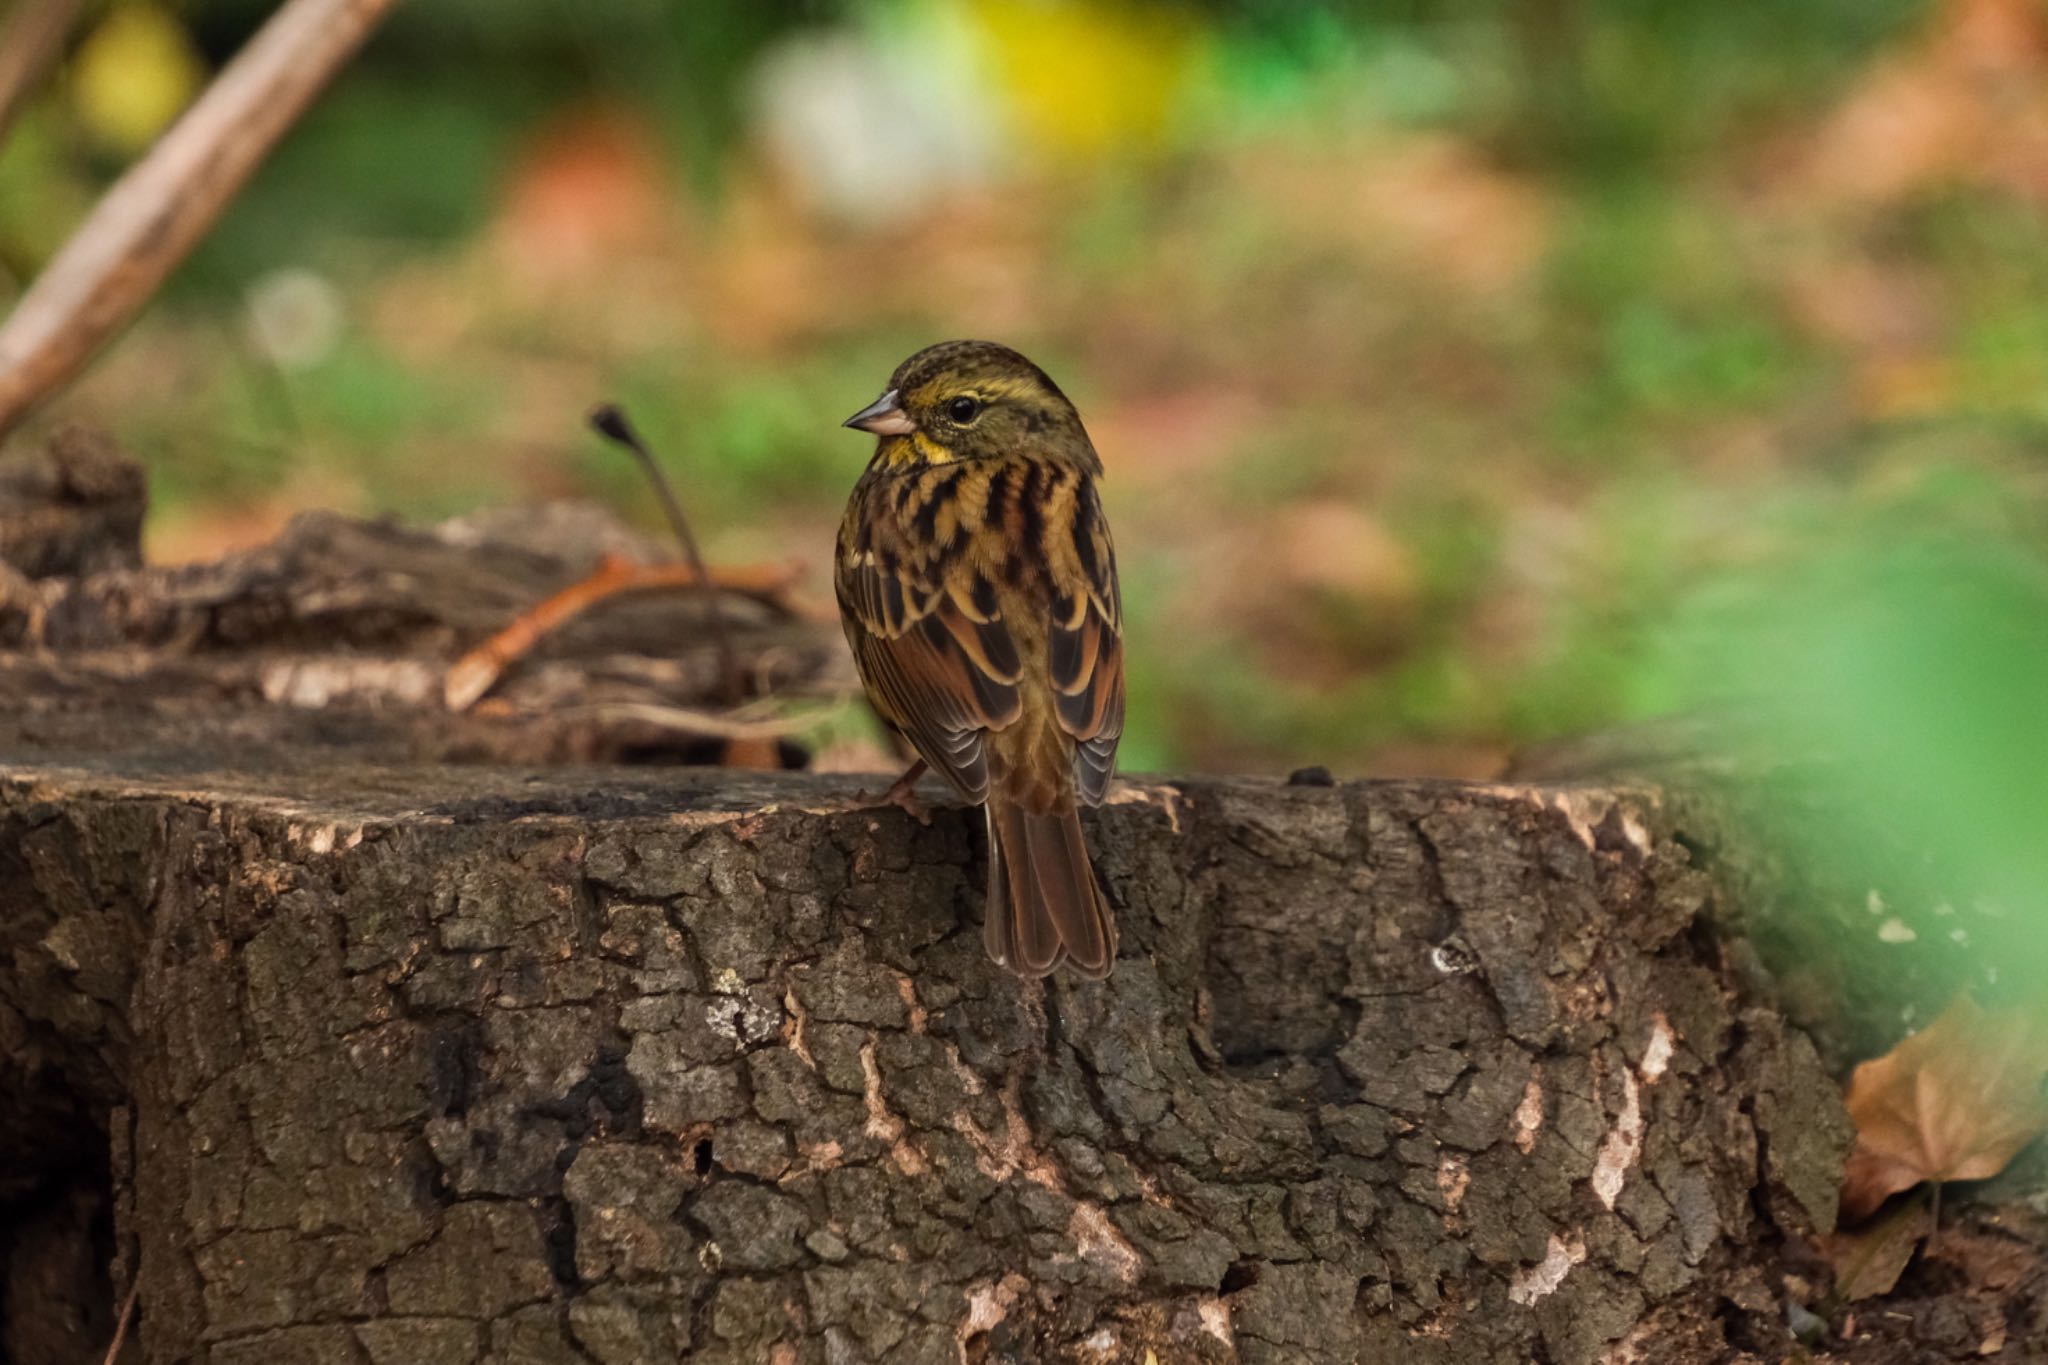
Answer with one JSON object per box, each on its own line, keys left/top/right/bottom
{"left": 947, "top": 395, "right": 982, "bottom": 423}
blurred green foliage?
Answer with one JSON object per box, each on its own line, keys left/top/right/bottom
{"left": 1633, "top": 459, "right": 2048, "bottom": 1033}
{"left": 8, "top": 0, "right": 2047, "bottom": 820}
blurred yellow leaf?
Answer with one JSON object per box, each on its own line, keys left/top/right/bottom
{"left": 72, "top": 3, "right": 207, "bottom": 153}
{"left": 968, "top": 0, "right": 1204, "bottom": 160}
{"left": 1840, "top": 996, "right": 2048, "bottom": 1222}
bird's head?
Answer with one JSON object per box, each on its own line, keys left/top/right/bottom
{"left": 843, "top": 340, "right": 1098, "bottom": 471}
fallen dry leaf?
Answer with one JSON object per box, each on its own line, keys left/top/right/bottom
{"left": 1825, "top": 1190, "right": 1928, "bottom": 1300}
{"left": 1840, "top": 996, "right": 2048, "bottom": 1222}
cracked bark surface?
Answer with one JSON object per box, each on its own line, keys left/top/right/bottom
{"left": 0, "top": 436, "right": 1858, "bottom": 1363}
{"left": 0, "top": 741, "right": 1854, "bottom": 1365}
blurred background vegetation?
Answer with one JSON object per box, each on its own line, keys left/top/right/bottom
{"left": 5, "top": 0, "right": 2047, "bottom": 1027}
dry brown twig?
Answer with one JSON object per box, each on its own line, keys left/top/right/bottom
{"left": 101, "top": 1278, "right": 138, "bottom": 1365}
{"left": 440, "top": 553, "right": 808, "bottom": 711}
{"left": 0, "top": 0, "right": 403, "bottom": 440}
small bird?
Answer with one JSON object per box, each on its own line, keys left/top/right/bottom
{"left": 836, "top": 341, "right": 1125, "bottom": 978}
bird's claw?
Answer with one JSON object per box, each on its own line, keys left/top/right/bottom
{"left": 878, "top": 780, "right": 934, "bottom": 826}
{"left": 848, "top": 759, "right": 933, "bottom": 825}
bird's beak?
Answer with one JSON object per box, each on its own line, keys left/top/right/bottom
{"left": 843, "top": 390, "right": 916, "bottom": 436}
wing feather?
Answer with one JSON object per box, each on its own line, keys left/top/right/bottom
{"left": 1047, "top": 482, "right": 1124, "bottom": 806}
{"left": 838, "top": 463, "right": 1121, "bottom": 808}
{"left": 838, "top": 546, "right": 1020, "bottom": 803}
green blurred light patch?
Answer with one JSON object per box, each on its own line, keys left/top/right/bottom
{"left": 0, "top": 106, "right": 98, "bottom": 270}
{"left": 283, "top": 337, "right": 469, "bottom": 445}
{"left": 586, "top": 341, "right": 920, "bottom": 532}
{"left": 1645, "top": 476, "right": 2048, "bottom": 1010}
{"left": 179, "top": 77, "right": 516, "bottom": 298}
{"left": 1543, "top": 190, "right": 1814, "bottom": 456}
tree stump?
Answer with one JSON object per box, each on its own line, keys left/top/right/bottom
{"left": 1, "top": 743, "right": 1851, "bottom": 1364}
{"left": 0, "top": 433, "right": 1857, "bottom": 1363}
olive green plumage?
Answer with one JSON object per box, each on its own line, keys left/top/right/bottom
{"left": 836, "top": 341, "right": 1125, "bottom": 978}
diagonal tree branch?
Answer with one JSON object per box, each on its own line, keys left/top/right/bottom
{"left": 0, "top": 0, "right": 89, "bottom": 149}
{"left": 0, "top": 0, "right": 403, "bottom": 441}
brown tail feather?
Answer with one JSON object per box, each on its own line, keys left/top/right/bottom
{"left": 983, "top": 800, "right": 1116, "bottom": 978}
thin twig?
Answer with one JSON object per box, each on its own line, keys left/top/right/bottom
{"left": 0, "top": 0, "right": 88, "bottom": 149}
{"left": 0, "top": 0, "right": 404, "bottom": 440}
{"left": 102, "top": 1278, "right": 138, "bottom": 1365}
{"left": 587, "top": 403, "right": 745, "bottom": 705}
{"left": 441, "top": 553, "right": 802, "bottom": 711}
{"left": 565, "top": 699, "right": 838, "bottom": 740}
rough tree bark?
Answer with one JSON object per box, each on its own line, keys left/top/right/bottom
{"left": 0, "top": 740, "right": 1852, "bottom": 1365}
{"left": 0, "top": 432, "right": 1859, "bottom": 1364}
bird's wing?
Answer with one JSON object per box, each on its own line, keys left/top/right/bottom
{"left": 1048, "top": 478, "right": 1124, "bottom": 806}
{"left": 837, "top": 534, "right": 1022, "bottom": 804}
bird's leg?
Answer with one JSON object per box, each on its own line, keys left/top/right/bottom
{"left": 851, "top": 758, "right": 932, "bottom": 825}
{"left": 881, "top": 758, "right": 931, "bottom": 820}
